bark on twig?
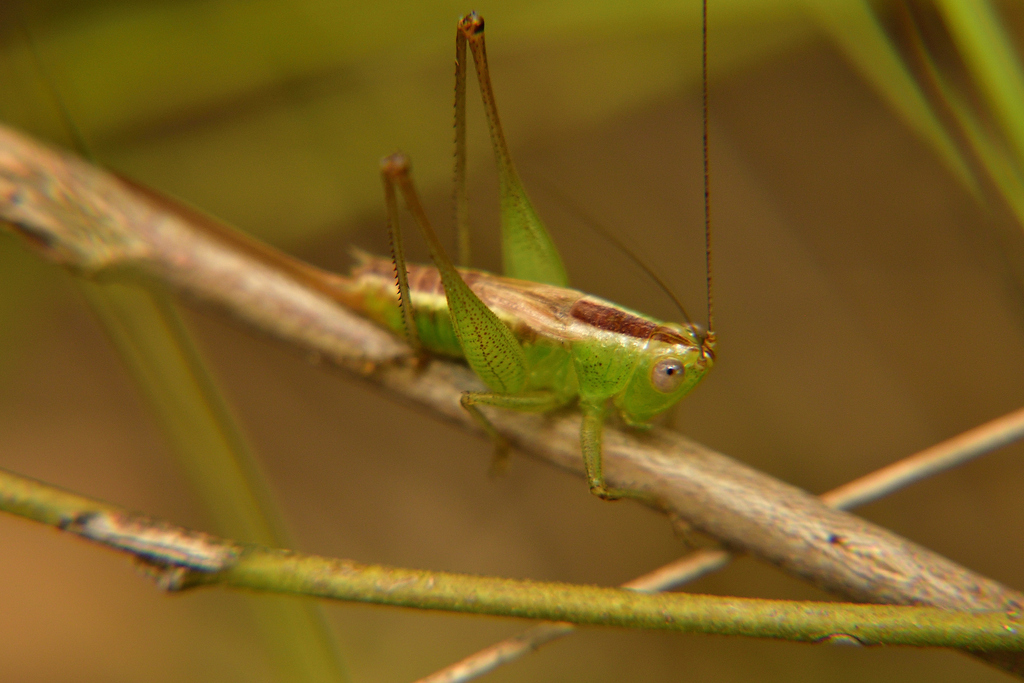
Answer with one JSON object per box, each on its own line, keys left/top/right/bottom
{"left": 0, "top": 124, "right": 1021, "bottom": 673}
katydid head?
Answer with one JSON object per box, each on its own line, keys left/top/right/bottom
{"left": 614, "top": 324, "right": 714, "bottom": 426}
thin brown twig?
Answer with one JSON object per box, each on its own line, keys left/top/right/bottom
{"left": 0, "top": 125, "right": 1022, "bottom": 675}
{"left": 417, "top": 405, "right": 1024, "bottom": 683}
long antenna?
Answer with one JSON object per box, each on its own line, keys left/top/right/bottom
{"left": 702, "top": 0, "right": 714, "bottom": 336}
{"left": 529, "top": 176, "right": 695, "bottom": 328}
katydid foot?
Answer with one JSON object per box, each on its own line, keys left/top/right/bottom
{"left": 580, "top": 400, "right": 632, "bottom": 501}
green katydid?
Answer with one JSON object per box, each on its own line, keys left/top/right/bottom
{"left": 339, "top": 12, "right": 715, "bottom": 500}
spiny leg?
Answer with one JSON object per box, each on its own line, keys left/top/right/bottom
{"left": 579, "top": 400, "right": 631, "bottom": 501}
{"left": 456, "top": 12, "right": 568, "bottom": 287}
{"left": 381, "top": 154, "right": 529, "bottom": 396}
{"left": 381, "top": 162, "right": 421, "bottom": 352}
{"left": 453, "top": 25, "right": 471, "bottom": 268}
{"left": 461, "top": 390, "right": 568, "bottom": 474}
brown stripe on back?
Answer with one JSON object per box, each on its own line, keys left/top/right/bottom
{"left": 570, "top": 299, "right": 659, "bottom": 340}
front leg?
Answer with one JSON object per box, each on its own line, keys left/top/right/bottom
{"left": 579, "top": 400, "right": 632, "bottom": 501}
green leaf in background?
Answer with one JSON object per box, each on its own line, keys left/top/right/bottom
{"left": 803, "top": 0, "right": 980, "bottom": 198}
{"left": 937, "top": 0, "right": 1024, "bottom": 183}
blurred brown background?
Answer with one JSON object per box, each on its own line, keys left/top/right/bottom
{"left": 1, "top": 1, "right": 1023, "bottom": 681}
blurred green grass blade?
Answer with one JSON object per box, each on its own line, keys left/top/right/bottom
{"left": 916, "top": 46, "right": 1024, "bottom": 287}
{"left": 77, "top": 279, "right": 348, "bottom": 683}
{"left": 11, "top": 8, "right": 349, "bottom": 674}
{"left": 936, "top": 0, "right": 1024, "bottom": 182}
{"left": 947, "top": 93, "right": 1024, "bottom": 236}
{"left": 803, "top": 0, "right": 980, "bottom": 198}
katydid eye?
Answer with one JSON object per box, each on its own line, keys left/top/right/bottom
{"left": 651, "top": 358, "right": 686, "bottom": 393}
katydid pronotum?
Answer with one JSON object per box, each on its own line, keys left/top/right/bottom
{"left": 338, "top": 12, "right": 716, "bottom": 500}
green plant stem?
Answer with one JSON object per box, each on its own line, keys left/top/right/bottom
{"left": 76, "top": 279, "right": 349, "bottom": 683}
{"left": 0, "top": 465, "right": 1022, "bottom": 652}
{"left": 226, "top": 551, "right": 1020, "bottom": 649}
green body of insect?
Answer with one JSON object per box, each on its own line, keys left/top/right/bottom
{"left": 340, "top": 13, "right": 715, "bottom": 499}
